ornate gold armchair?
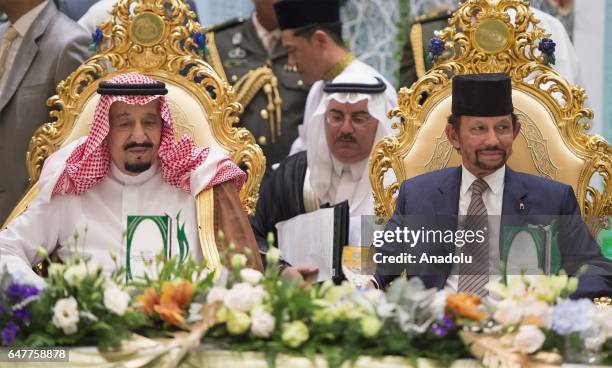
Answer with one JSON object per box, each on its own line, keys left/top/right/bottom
{"left": 2, "top": 0, "right": 265, "bottom": 272}
{"left": 370, "top": 0, "right": 611, "bottom": 237}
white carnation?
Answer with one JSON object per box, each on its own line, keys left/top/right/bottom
{"left": 104, "top": 286, "right": 130, "bottom": 316}
{"left": 52, "top": 297, "right": 80, "bottom": 335}
{"left": 207, "top": 286, "right": 229, "bottom": 304}
{"left": 513, "top": 325, "right": 545, "bottom": 354}
{"left": 493, "top": 299, "right": 523, "bottom": 325}
{"left": 250, "top": 308, "right": 275, "bottom": 338}
{"left": 224, "top": 282, "right": 264, "bottom": 312}
{"left": 240, "top": 268, "right": 263, "bottom": 285}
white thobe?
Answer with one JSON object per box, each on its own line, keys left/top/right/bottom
{"left": 0, "top": 161, "right": 204, "bottom": 285}
{"left": 289, "top": 59, "right": 398, "bottom": 155}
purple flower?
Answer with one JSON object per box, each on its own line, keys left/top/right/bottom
{"left": 91, "top": 28, "right": 103, "bottom": 45}
{"left": 1, "top": 321, "right": 19, "bottom": 345}
{"left": 13, "top": 308, "right": 32, "bottom": 324}
{"left": 193, "top": 32, "right": 206, "bottom": 49}
{"left": 431, "top": 323, "right": 448, "bottom": 337}
{"left": 538, "top": 38, "right": 556, "bottom": 55}
{"left": 0, "top": 305, "right": 4, "bottom": 315}
{"left": 429, "top": 37, "right": 446, "bottom": 57}
{"left": 441, "top": 316, "right": 455, "bottom": 329}
{"left": 4, "top": 283, "right": 38, "bottom": 303}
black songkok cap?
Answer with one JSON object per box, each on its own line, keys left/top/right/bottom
{"left": 274, "top": 0, "right": 340, "bottom": 31}
{"left": 451, "top": 73, "right": 513, "bottom": 116}
{"left": 97, "top": 81, "right": 168, "bottom": 95}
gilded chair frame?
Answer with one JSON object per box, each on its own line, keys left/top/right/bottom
{"left": 2, "top": 0, "right": 266, "bottom": 272}
{"left": 370, "top": 0, "right": 611, "bottom": 236}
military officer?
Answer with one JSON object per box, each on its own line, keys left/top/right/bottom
{"left": 399, "top": 10, "right": 452, "bottom": 89}
{"left": 206, "top": 0, "right": 309, "bottom": 177}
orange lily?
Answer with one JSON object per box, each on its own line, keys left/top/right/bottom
{"left": 446, "top": 292, "right": 486, "bottom": 321}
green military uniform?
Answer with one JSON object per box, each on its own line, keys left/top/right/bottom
{"left": 206, "top": 17, "right": 309, "bottom": 177}
{"left": 399, "top": 10, "right": 453, "bottom": 89}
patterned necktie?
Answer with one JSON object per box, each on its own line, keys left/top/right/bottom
{"left": 458, "top": 178, "right": 490, "bottom": 297}
{"left": 0, "top": 26, "right": 18, "bottom": 78}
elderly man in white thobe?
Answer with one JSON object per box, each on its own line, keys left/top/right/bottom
{"left": 0, "top": 72, "right": 263, "bottom": 287}
{"left": 251, "top": 71, "right": 395, "bottom": 282}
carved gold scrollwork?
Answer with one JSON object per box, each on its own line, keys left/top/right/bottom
{"left": 19, "top": 0, "right": 264, "bottom": 218}
{"left": 370, "top": 0, "right": 611, "bottom": 237}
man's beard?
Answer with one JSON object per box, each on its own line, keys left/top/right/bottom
{"left": 123, "top": 141, "right": 154, "bottom": 173}
{"left": 125, "top": 161, "right": 152, "bottom": 173}
{"left": 475, "top": 148, "right": 508, "bottom": 171}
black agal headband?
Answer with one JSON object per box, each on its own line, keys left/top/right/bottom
{"left": 97, "top": 81, "right": 168, "bottom": 95}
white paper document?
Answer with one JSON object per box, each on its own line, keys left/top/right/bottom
{"left": 276, "top": 208, "right": 336, "bottom": 282}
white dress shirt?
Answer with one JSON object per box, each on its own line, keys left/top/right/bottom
{"left": 318, "top": 154, "right": 369, "bottom": 207}
{"left": 445, "top": 165, "right": 505, "bottom": 292}
{"left": 0, "top": 0, "right": 48, "bottom": 92}
{"left": 251, "top": 12, "right": 280, "bottom": 55}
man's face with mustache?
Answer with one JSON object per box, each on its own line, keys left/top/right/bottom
{"left": 445, "top": 114, "right": 521, "bottom": 178}
{"left": 324, "top": 99, "right": 379, "bottom": 164}
{"left": 108, "top": 100, "right": 163, "bottom": 176}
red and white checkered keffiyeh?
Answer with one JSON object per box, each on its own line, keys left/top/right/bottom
{"left": 51, "top": 73, "right": 245, "bottom": 197}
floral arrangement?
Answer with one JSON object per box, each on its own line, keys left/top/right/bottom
{"left": 205, "top": 245, "right": 472, "bottom": 367}
{"left": 132, "top": 254, "right": 214, "bottom": 332}
{"left": 484, "top": 274, "right": 612, "bottom": 365}
{"left": 0, "top": 248, "right": 145, "bottom": 350}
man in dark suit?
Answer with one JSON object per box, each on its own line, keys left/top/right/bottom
{"left": 372, "top": 73, "right": 611, "bottom": 299}
{"left": 0, "top": 0, "right": 90, "bottom": 223}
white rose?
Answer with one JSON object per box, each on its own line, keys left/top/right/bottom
{"left": 207, "top": 287, "right": 229, "bottom": 304}
{"left": 513, "top": 325, "right": 545, "bottom": 354}
{"left": 240, "top": 268, "right": 263, "bottom": 285}
{"left": 493, "top": 299, "right": 523, "bottom": 325}
{"left": 250, "top": 308, "right": 275, "bottom": 338}
{"left": 522, "top": 300, "right": 552, "bottom": 328}
{"left": 224, "top": 282, "right": 264, "bottom": 312}
{"left": 64, "top": 264, "right": 88, "bottom": 286}
{"left": 52, "top": 297, "right": 80, "bottom": 335}
{"left": 104, "top": 286, "right": 130, "bottom": 316}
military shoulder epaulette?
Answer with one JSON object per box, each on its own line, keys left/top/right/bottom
{"left": 207, "top": 17, "right": 246, "bottom": 33}
{"left": 414, "top": 9, "right": 453, "bottom": 24}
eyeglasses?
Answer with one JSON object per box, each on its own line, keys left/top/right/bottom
{"left": 325, "top": 111, "right": 373, "bottom": 127}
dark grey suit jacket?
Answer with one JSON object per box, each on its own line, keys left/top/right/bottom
{"left": 0, "top": 1, "right": 90, "bottom": 223}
